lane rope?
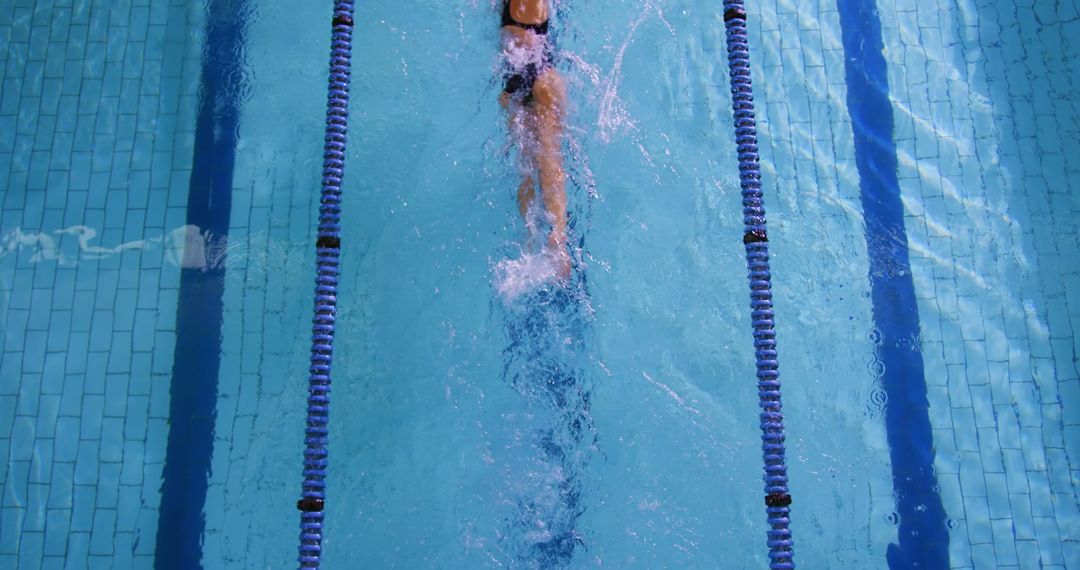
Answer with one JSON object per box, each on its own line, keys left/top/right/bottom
{"left": 721, "top": 3, "right": 795, "bottom": 568}
{"left": 296, "top": 2, "right": 355, "bottom": 568}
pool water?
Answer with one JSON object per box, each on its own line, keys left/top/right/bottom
{"left": 0, "top": 0, "right": 1078, "bottom": 568}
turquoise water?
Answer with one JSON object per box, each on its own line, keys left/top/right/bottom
{"left": 0, "top": 0, "right": 1078, "bottom": 568}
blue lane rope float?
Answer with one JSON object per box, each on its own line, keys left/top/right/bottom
{"left": 296, "top": 2, "right": 355, "bottom": 568}
{"left": 721, "top": 3, "right": 795, "bottom": 568}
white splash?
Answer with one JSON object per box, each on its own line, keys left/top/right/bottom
{"left": 592, "top": 1, "right": 674, "bottom": 142}
{"left": 493, "top": 249, "right": 564, "bottom": 303}
{"left": 502, "top": 33, "right": 547, "bottom": 70}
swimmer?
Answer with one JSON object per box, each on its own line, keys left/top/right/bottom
{"left": 499, "top": 0, "right": 570, "bottom": 279}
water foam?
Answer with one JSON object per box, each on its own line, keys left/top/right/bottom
{"left": 494, "top": 249, "right": 566, "bottom": 303}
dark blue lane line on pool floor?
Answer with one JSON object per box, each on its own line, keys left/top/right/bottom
{"left": 156, "top": 0, "right": 246, "bottom": 567}
{"left": 836, "top": 0, "right": 950, "bottom": 567}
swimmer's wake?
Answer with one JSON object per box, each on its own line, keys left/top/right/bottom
{"left": 489, "top": 3, "right": 595, "bottom": 566}
{"left": 494, "top": 283, "right": 595, "bottom": 568}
